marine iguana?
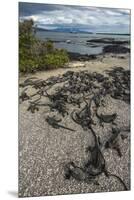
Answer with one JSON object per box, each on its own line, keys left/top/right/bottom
{"left": 85, "top": 127, "right": 108, "bottom": 177}
{"left": 96, "top": 111, "right": 117, "bottom": 126}
{"left": 19, "top": 88, "right": 30, "bottom": 102}
{"left": 46, "top": 116, "right": 75, "bottom": 132}
{"left": 28, "top": 99, "right": 68, "bottom": 116}
{"left": 71, "top": 97, "right": 95, "bottom": 130}
{"left": 105, "top": 127, "right": 122, "bottom": 157}
{"left": 27, "top": 103, "right": 39, "bottom": 113}
{"left": 64, "top": 161, "right": 99, "bottom": 185}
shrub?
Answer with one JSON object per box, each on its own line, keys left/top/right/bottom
{"left": 19, "top": 20, "right": 69, "bottom": 73}
{"left": 19, "top": 55, "right": 39, "bottom": 73}
{"left": 43, "top": 50, "right": 69, "bottom": 69}
{"left": 45, "top": 40, "right": 54, "bottom": 53}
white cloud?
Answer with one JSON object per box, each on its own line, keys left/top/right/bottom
{"left": 20, "top": 5, "right": 130, "bottom": 33}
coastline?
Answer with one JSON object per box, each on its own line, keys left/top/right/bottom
{"left": 19, "top": 52, "right": 130, "bottom": 81}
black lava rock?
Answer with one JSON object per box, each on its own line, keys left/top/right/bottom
{"left": 103, "top": 45, "right": 130, "bottom": 54}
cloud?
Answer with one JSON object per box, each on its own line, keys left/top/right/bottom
{"left": 19, "top": 2, "right": 130, "bottom": 33}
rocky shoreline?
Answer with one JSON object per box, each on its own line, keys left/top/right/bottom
{"left": 68, "top": 44, "right": 130, "bottom": 61}
{"left": 86, "top": 38, "right": 129, "bottom": 45}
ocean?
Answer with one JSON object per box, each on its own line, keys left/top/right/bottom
{"left": 35, "top": 30, "right": 130, "bottom": 55}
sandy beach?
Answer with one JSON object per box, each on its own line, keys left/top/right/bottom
{"left": 19, "top": 53, "right": 130, "bottom": 81}
{"left": 19, "top": 53, "right": 130, "bottom": 197}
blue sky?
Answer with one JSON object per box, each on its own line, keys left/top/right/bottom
{"left": 19, "top": 2, "right": 130, "bottom": 33}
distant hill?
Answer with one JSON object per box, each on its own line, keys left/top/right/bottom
{"left": 34, "top": 27, "right": 130, "bottom": 36}
{"left": 34, "top": 27, "right": 93, "bottom": 34}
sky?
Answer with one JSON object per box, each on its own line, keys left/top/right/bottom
{"left": 19, "top": 2, "right": 130, "bottom": 33}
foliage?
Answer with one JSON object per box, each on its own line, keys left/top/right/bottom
{"left": 43, "top": 50, "right": 69, "bottom": 69}
{"left": 19, "top": 20, "right": 69, "bottom": 73}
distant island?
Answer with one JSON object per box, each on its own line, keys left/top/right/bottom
{"left": 34, "top": 27, "right": 93, "bottom": 34}
{"left": 34, "top": 27, "right": 130, "bottom": 36}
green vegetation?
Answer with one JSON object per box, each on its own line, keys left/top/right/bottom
{"left": 19, "top": 20, "right": 69, "bottom": 73}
